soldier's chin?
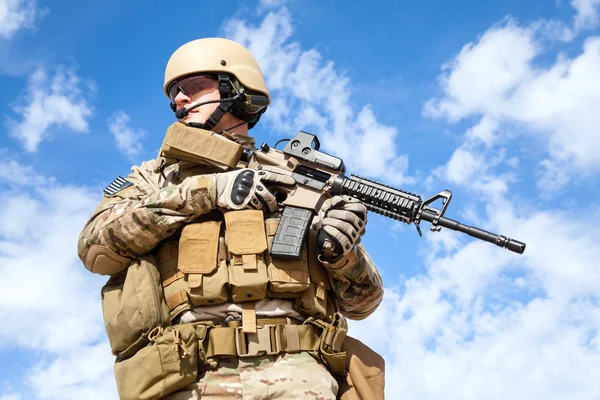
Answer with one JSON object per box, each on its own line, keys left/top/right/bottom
{"left": 185, "top": 112, "right": 207, "bottom": 124}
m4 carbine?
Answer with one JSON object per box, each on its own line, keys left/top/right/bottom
{"left": 239, "top": 131, "right": 526, "bottom": 260}
{"left": 160, "top": 126, "right": 526, "bottom": 261}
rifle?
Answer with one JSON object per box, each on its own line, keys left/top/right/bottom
{"left": 160, "top": 125, "right": 527, "bottom": 261}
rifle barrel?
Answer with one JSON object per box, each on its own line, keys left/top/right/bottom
{"left": 332, "top": 174, "right": 526, "bottom": 254}
{"left": 420, "top": 210, "right": 526, "bottom": 254}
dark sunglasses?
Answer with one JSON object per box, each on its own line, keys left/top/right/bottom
{"left": 168, "top": 74, "right": 217, "bottom": 103}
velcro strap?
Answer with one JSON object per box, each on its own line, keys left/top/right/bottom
{"left": 258, "top": 318, "right": 297, "bottom": 326}
{"left": 316, "top": 284, "right": 327, "bottom": 300}
{"left": 242, "top": 254, "right": 257, "bottom": 271}
{"left": 271, "top": 268, "right": 308, "bottom": 283}
{"left": 294, "top": 325, "right": 321, "bottom": 351}
{"left": 167, "top": 289, "right": 187, "bottom": 309}
{"left": 162, "top": 270, "right": 184, "bottom": 287}
{"left": 187, "top": 273, "right": 203, "bottom": 288}
{"left": 218, "top": 237, "right": 227, "bottom": 262}
{"left": 284, "top": 325, "right": 301, "bottom": 352}
{"left": 226, "top": 318, "right": 299, "bottom": 328}
{"left": 241, "top": 302, "right": 257, "bottom": 333}
{"left": 157, "top": 243, "right": 183, "bottom": 287}
{"left": 324, "top": 325, "right": 337, "bottom": 348}
{"left": 330, "top": 313, "right": 348, "bottom": 352}
{"left": 206, "top": 327, "right": 237, "bottom": 358}
{"left": 157, "top": 244, "right": 178, "bottom": 263}
{"left": 265, "top": 219, "right": 280, "bottom": 236}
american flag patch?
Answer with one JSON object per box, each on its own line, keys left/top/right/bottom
{"left": 103, "top": 176, "right": 133, "bottom": 196}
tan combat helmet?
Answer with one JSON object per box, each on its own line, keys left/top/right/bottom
{"left": 164, "top": 38, "right": 270, "bottom": 130}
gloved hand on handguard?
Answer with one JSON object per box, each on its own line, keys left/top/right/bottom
{"left": 215, "top": 169, "right": 295, "bottom": 212}
{"left": 316, "top": 195, "right": 367, "bottom": 263}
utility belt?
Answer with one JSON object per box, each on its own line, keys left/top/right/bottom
{"left": 113, "top": 314, "right": 348, "bottom": 400}
{"left": 205, "top": 314, "right": 346, "bottom": 369}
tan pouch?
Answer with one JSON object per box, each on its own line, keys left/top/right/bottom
{"left": 225, "top": 210, "right": 269, "bottom": 302}
{"left": 265, "top": 218, "right": 310, "bottom": 297}
{"left": 179, "top": 222, "right": 221, "bottom": 275}
{"left": 158, "top": 234, "right": 228, "bottom": 320}
{"left": 312, "top": 312, "right": 348, "bottom": 377}
{"left": 157, "top": 241, "right": 189, "bottom": 319}
{"left": 159, "top": 122, "right": 243, "bottom": 168}
{"left": 101, "top": 254, "right": 170, "bottom": 356}
{"left": 114, "top": 324, "right": 198, "bottom": 400}
{"left": 187, "top": 259, "right": 229, "bottom": 306}
{"left": 337, "top": 336, "right": 386, "bottom": 400}
{"left": 294, "top": 231, "right": 331, "bottom": 319}
{"left": 179, "top": 222, "right": 229, "bottom": 306}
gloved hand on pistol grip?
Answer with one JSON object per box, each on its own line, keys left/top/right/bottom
{"left": 317, "top": 195, "right": 367, "bottom": 262}
{"left": 215, "top": 169, "right": 295, "bottom": 212}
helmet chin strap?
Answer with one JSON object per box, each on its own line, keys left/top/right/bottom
{"left": 172, "top": 73, "right": 266, "bottom": 131}
{"left": 187, "top": 102, "right": 232, "bottom": 130}
{"left": 178, "top": 74, "right": 234, "bottom": 131}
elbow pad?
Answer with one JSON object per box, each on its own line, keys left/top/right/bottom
{"left": 84, "top": 245, "right": 131, "bottom": 275}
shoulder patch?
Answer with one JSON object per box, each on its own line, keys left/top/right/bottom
{"left": 103, "top": 176, "right": 133, "bottom": 197}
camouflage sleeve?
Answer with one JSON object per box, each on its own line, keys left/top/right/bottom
{"left": 321, "top": 244, "right": 384, "bottom": 320}
{"left": 77, "top": 161, "right": 217, "bottom": 274}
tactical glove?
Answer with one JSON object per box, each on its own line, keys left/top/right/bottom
{"left": 317, "top": 195, "right": 367, "bottom": 262}
{"left": 215, "top": 169, "right": 295, "bottom": 212}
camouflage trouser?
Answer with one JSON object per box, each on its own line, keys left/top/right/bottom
{"left": 162, "top": 351, "right": 338, "bottom": 400}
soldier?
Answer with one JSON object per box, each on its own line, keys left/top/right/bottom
{"left": 78, "top": 37, "right": 384, "bottom": 400}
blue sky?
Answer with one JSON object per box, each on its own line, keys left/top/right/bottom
{"left": 1, "top": 0, "right": 600, "bottom": 399}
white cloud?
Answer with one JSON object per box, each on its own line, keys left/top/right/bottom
{"left": 425, "top": 3, "right": 600, "bottom": 192}
{"left": 107, "top": 111, "right": 146, "bottom": 160}
{"left": 572, "top": 0, "right": 600, "bottom": 31}
{"left": 0, "top": 395, "right": 23, "bottom": 400}
{"left": 465, "top": 115, "right": 499, "bottom": 146}
{"left": 0, "top": 155, "right": 117, "bottom": 399}
{"left": 28, "top": 343, "right": 117, "bottom": 400}
{"left": 341, "top": 2, "right": 600, "bottom": 398}
{"left": 0, "top": 150, "right": 53, "bottom": 187}
{"left": 539, "top": 0, "right": 600, "bottom": 41}
{"left": 438, "top": 147, "right": 483, "bottom": 185}
{"left": 425, "top": 22, "right": 538, "bottom": 121}
{"left": 0, "top": 183, "right": 104, "bottom": 352}
{"left": 351, "top": 201, "right": 600, "bottom": 399}
{"left": 223, "top": 9, "right": 414, "bottom": 185}
{"left": 6, "top": 67, "right": 95, "bottom": 152}
{"left": 0, "top": 0, "right": 42, "bottom": 39}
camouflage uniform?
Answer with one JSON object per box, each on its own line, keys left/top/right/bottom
{"left": 78, "top": 133, "right": 383, "bottom": 399}
{"left": 163, "top": 353, "right": 338, "bottom": 400}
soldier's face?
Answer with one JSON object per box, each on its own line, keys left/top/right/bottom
{"left": 171, "top": 75, "right": 220, "bottom": 125}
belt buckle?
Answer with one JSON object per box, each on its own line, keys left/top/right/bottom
{"left": 235, "top": 325, "right": 281, "bottom": 357}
